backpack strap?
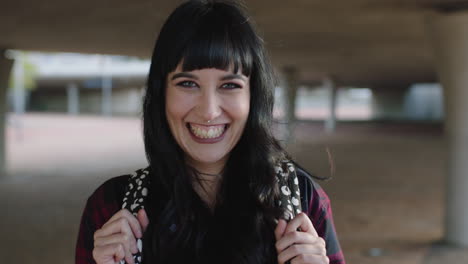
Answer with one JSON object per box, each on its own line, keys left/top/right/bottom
{"left": 275, "top": 160, "right": 302, "bottom": 221}
{"left": 121, "top": 168, "right": 150, "bottom": 264}
{"left": 274, "top": 160, "right": 302, "bottom": 264}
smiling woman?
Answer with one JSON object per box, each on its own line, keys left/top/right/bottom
{"left": 75, "top": 1, "right": 345, "bottom": 264}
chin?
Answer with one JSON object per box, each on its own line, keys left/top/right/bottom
{"left": 194, "top": 154, "right": 226, "bottom": 164}
{"left": 189, "top": 151, "right": 228, "bottom": 165}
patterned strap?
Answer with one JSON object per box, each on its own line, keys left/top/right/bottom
{"left": 274, "top": 162, "right": 302, "bottom": 264}
{"left": 275, "top": 161, "right": 302, "bottom": 220}
{"left": 120, "top": 168, "right": 150, "bottom": 264}
{"left": 120, "top": 161, "right": 301, "bottom": 264}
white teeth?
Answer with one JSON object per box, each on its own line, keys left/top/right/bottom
{"left": 190, "top": 124, "right": 225, "bottom": 139}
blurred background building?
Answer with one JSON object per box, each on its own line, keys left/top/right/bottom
{"left": 9, "top": 52, "right": 148, "bottom": 116}
{"left": 7, "top": 51, "right": 446, "bottom": 121}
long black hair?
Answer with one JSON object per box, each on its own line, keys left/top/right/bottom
{"left": 142, "top": 1, "right": 287, "bottom": 263}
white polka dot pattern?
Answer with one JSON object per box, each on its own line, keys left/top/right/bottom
{"left": 274, "top": 161, "right": 302, "bottom": 221}
{"left": 120, "top": 168, "right": 150, "bottom": 264}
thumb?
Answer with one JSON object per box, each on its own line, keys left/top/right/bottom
{"left": 137, "top": 209, "right": 149, "bottom": 233}
{"left": 274, "top": 219, "right": 287, "bottom": 241}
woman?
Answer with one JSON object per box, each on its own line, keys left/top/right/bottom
{"left": 75, "top": 1, "right": 345, "bottom": 264}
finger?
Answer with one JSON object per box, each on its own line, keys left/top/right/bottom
{"left": 275, "top": 231, "right": 321, "bottom": 252}
{"left": 94, "top": 233, "right": 139, "bottom": 255}
{"left": 275, "top": 219, "right": 287, "bottom": 241}
{"left": 103, "top": 209, "right": 143, "bottom": 238}
{"left": 290, "top": 254, "right": 329, "bottom": 264}
{"left": 278, "top": 244, "right": 327, "bottom": 264}
{"left": 102, "top": 209, "right": 143, "bottom": 238}
{"left": 137, "top": 209, "right": 149, "bottom": 233}
{"left": 284, "top": 213, "right": 317, "bottom": 237}
{"left": 93, "top": 243, "right": 126, "bottom": 264}
{"left": 94, "top": 217, "right": 136, "bottom": 244}
{"left": 123, "top": 245, "right": 135, "bottom": 264}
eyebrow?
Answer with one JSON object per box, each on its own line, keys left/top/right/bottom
{"left": 171, "top": 72, "right": 198, "bottom": 80}
{"left": 170, "top": 72, "right": 247, "bottom": 82}
{"left": 221, "top": 74, "right": 247, "bottom": 82}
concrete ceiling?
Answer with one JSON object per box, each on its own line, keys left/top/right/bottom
{"left": 1, "top": 0, "right": 467, "bottom": 88}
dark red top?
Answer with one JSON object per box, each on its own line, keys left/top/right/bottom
{"left": 75, "top": 168, "right": 345, "bottom": 264}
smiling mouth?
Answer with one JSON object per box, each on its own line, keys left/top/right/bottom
{"left": 187, "top": 123, "right": 228, "bottom": 139}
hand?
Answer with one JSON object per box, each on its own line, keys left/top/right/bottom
{"left": 274, "top": 213, "right": 329, "bottom": 264}
{"left": 93, "top": 209, "right": 149, "bottom": 264}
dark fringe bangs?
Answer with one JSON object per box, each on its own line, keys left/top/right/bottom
{"left": 174, "top": 6, "right": 254, "bottom": 76}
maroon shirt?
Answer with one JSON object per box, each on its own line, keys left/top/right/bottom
{"left": 75, "top": 168, "right": 345, "bottom": 264}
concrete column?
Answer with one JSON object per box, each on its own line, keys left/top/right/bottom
{"left": 101, "top": 76, "right": 112, "bottom": 116}
{"left": 283, "top": 67, "right": 298, "bottom": 123}
{"left": 67, "top": 83, "right": 80, "bottom": 115}
{"left": 0, "top": 50, "right": 13, "bottom": 178}
{"left": 282, "top": 67, "right": 299, "bottom": 143}
{"left": 427, "top": 10, "right": 468, "bottom": 246}
{"left": 101, "top": 56, "right": 112, "bottom": 116}
{"left": 324, "top": 78, "right": 337, "bottom": 133}
{"left": 371, "top": 88, "right": 408, "bottom": 120}
{"left": 12, "top": 51, "right": 25, "bottom": 114}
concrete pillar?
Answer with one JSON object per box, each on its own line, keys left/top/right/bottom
{"left": 0, "top": 50, "right": 13, "bottom": 178}
{"left": 404, "top": 84, "right": 444, "bottom": 121}
{"left": 427, "top": 10, "right": 468, "bottom": 246}
{"left": 101, "top": 56, "right": 112, "bottom": 116}
{"left": 67, "top": 83, "right": 80, "bottom": 115}
{"left": 101, "top": 76, "right": 112, "bottom": 116}
{"left": 282, "top": 67, "right": 299, "bottom": 143}
{"left": 12, "top": 51, "right": 25, "bottom": 114}
{"left": 324, "top": 78, "right": 337, "bottom": 133}
{"left": 371, "top": 88, "right": 408, "bottom": 120}
{"left": 283, "top": 67, "right": 298, "bottom": 123}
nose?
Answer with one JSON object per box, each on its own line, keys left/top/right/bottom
{"left": 197, "top": 90, "right": 221, "bottom": 122}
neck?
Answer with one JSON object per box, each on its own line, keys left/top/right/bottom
{"left": 193, "top": 176, "right": 220, "bottom": 211}
{"left": 186, "top": 155, "right": 227, "bottom": 176}
{"left": 187, "top": 156, "right": 227, "bottom": 209}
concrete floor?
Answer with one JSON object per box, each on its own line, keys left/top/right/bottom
{"left": 1, "top": 114, "right": 467, "bottom": 263}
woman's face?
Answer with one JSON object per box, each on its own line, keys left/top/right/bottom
{"left": 165, "top": 64, "right": 250, "bottom": 172}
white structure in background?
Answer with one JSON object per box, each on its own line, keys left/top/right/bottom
{"left": 371, "top": 83, "right": 444, "bottom": 122}
{"left": 25, "top": 52, "right": 150, "bottom": 116}
{"left": 23, "top": 52, "right": 445, "bottom": 121}
{"left": 294, "top": 86, "right": 373, "bottom": 121}
{"left": 404, "top": 83, "right": 444, "bottom": 121}
{"left": 101, "top": 55, "right": 113, "bottom": 116}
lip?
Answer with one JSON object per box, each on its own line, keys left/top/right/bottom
{"left": 186, "top": 123, "right": 228, "bottom": 144}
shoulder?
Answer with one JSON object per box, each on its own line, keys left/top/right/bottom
{"left": 75, "top": 173, "right": 132, "bottom": 263}
{"left": 293, "top": 164, "right": 346, "bottom": 263}
{"left": 87, "top": 175, "right": 129, "bottom": 208}
{"left": 84, "top": 167, "right": 152, "bottom": 221}
{"left": 83, "top": 174, "right": 130, "bottom": 226}
{"left": 294, "top": 164, "right": 331, "bottom": 216}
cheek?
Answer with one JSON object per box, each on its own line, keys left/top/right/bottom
{"left": 166, "top": 102, "right": 183, "bottom": 121}
{"left": 239, "top": 93, "right": 251, "bottom": 121}
{"left": 165, "top": 89, "right": 191, "bottom": 128}
{"left": 239, "top": 100, "right": 250, "bottom": 122}
{"left": 226, "top": 93, "right": 250, "bottom": 123}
